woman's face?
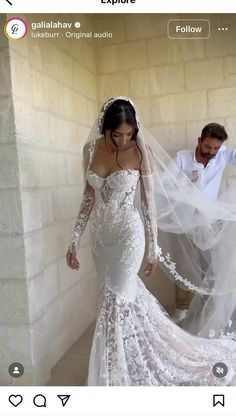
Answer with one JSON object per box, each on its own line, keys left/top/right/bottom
{"left": 107, "top": 123, "right": 135, "bottom": 149}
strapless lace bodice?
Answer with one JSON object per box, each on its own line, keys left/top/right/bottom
{"left": 87, "top": 169, "right": 139, "bottom": 209}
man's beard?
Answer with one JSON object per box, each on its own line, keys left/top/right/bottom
{"left": 200, "top": 148, "right": 215, "bottom": 159}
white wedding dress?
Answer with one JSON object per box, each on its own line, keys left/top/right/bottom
{"left": 70, "top": 167, "right": 236, "bottom": 386}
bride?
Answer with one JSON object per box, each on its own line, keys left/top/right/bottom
{"left": 66, "top": 96, "right": 236, "bottom": 386}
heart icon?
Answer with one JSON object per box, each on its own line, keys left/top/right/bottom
{"left": 9, "top": 394, "right": 23, "bottom": 407}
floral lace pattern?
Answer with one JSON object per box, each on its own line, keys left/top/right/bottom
{"left": 68, "top": 181, "right": 95, "bottom": 252}
{"left": 69, "top": 165, "right": 159, "bottom": 264}
{"left": 87, "top": 169, "right": 146, "bottom": 302}
{"left": 88, "top": 277, "right": 236, "bottom": 386}
{"left": 155, "top": 248, "right": 212, "bottom": 294}
{"left": 209, "top": 320, "right": 236, "bottom": 340}
{"left": 139, "top": 173, "right": 159, "bottom": 262}
{"left": 68, "top": 167, "right": 236, "bottom": 386}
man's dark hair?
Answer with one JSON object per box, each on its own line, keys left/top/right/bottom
{"left": 200, "top": 122, "right": 228, "bottom": 142}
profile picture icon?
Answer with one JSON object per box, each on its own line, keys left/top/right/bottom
{"left": 4, "top": 17, "right": 27, "bottom": 40}
{"left": 8, "top": 362, "right": 24, "bottom": 378}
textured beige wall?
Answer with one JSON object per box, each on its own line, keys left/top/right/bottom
{"left": 1, "top": 14, "right": 99, "bottom": 385}
{"left": 0, "top": 14, "right": 33, "bottom": 385}
{"left": 1, "top": 13, "right": 236, "bottom": 384}
{"left": 94, "top": 14, "right": 236, "bottom": 158}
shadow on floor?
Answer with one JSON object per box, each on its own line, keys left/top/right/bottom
{"left": 47, "top": 322, "right": 95, "bottom": 386}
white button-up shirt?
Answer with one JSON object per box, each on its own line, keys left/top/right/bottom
{"left": 175, "top": 146, "right": 236, "bottom": 200}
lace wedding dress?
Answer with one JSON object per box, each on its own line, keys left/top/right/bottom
{"left": 69, "top": 167, "right": 236, "bottom": 386}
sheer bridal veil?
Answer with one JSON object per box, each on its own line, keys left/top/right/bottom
{"left": 81, "top": 96, "right": 236, "bottom": 341}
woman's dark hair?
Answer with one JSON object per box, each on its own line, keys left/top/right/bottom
{"left": 101, "top": 99, "right": 142, "bottom": 170}
{"left": 200, "top": 123, "right": 228, "bottom": 142}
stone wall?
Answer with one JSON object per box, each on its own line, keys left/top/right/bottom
{"left": 0, "top": 14, "right": 31, "bottom": 385}
{"left": 94, "top": 14, "right": 236, "bottom": 159}
{"left": 0, "top": 14, "right": 99, "bottom": 384}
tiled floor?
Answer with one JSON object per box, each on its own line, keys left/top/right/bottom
{"left": 47, "top": 268, "right": 175, "bottom": 386}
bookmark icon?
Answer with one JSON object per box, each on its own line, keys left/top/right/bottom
{"left": 213, "top": 394, "right": 225, "bottom": 407}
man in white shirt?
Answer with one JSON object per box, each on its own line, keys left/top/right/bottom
{"left": 172, "top": 122, "right": 236, "bottom": 324}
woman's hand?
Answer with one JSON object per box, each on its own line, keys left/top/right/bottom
{"left": 144, "top": 260, "right": 158, "bottom": 277}
{"left": 66, "top": 246, "right": 80, "bottom": 270}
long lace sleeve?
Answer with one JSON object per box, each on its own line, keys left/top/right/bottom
{"left": 68, "top": 181, "right": 95, "bottom": 252}
{"left": 140, "top": 171, "right": 159, "bottom": 263}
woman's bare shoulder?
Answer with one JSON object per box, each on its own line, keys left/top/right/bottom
{"left": 96, "top": 136, "right": 106, "bottom": 149}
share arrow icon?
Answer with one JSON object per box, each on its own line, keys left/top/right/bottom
{"left": 57, "top": 395, "right": 71, "bottom": 407}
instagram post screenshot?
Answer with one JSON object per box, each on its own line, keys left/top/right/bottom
{"left": 1, "top": 0, "right": 236, "bottom": 417}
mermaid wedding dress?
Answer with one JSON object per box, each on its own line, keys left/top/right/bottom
{"left": 69, "top": 166, "right": 236, "bottom": 386}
